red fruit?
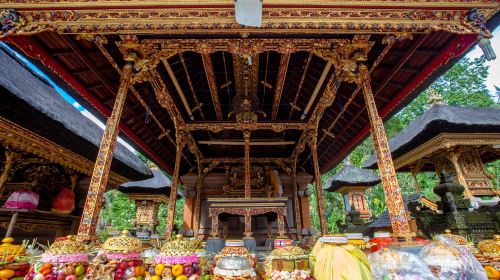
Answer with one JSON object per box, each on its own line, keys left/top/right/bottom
{"left": 128, "top": 261, "right": 135, "bottom": 267}
{"left": 133, "top": 260, "right": 141, "bottom": 267}
{"left": 57, "top": 274, "right": 66, "bottom": 280}
{"left": 120, "top": 262, "right": 128, "bottom": 270}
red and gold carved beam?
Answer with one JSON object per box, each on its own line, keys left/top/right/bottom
{"left": 186, "top": 121, "right": 307, "bottom": 132}
{"left": 271, "top": 53, "right": 290, "bottom": 120}
{"left": 2, "top": 2, "right": 497, "bottom": 36}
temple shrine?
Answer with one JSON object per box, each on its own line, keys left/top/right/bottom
{"left": 0, "top": 1, "right": 499, "bottom": 279}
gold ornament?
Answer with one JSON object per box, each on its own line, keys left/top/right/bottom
{"left": 46, "top": 236, "right": 85, "bottom": 255}
{"left": 102, "top": 230, "right": 142, "bottom": 253}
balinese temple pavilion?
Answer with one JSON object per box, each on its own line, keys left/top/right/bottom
{"left": 363, "top": 104, "right": 500, "bottom": 200}
{"left": 0, "top": 47, "right": 151, "bottom": 241}
{"left": 0, "top": 0, "right": 498, "bottom": 245}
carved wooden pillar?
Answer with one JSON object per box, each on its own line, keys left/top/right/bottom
{"left": 77, "top": 63, "right": 132, "bottom": 239}
{"left": 309, "top": 131, "right": 328, "bottom": 236}
{"left": 0, "top": 149, "right": 20, "bottom": 198}
{"left": 291, "top": 160, "right": 302, "bottom": 239}
{"left": 243, "top": 130, "right": 251, "bottom": 198}
{"left": 277, "top": 211, "right": 285, "bottom": 237}
{"left": 359, "top": 65, "right": 411, "bottom": 240}
{"left": 244, "top": 209, "right": 252, "bottom": 237}
{"left": 165, "top": 131, "right": 186, "bottom": 239}
{"left": 210, "top": 210, "right": 219, "bottom": 237}
{"left": 448, "top": 151, "right": 473, "bottom": 199}
{"left": 192, "top": 161, "right": 203, "bottom": 237}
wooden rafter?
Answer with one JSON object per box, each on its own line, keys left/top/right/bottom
{"left": 201, "top": 53, "right": 223, "bottom": 120}
{"left": 92, "top": 37, "right": 191, "bottom": 166}
{"left": 179, "top": 53, "right": 205, "bottom": 120}
{"left": 271, "top": 53, "right": 290, "bottom": 119}
{"left": 162, "top": 58, "right": 195, "bottom": 121}
{"left": 288, "top": 53, "right": 313, "bottom": 120}
{"left": 317, "top": 34, "right": 429, "bottom": 166}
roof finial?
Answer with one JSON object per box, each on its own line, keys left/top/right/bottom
{"left": 427, "top": 87, "right": 443, "bottom": 106}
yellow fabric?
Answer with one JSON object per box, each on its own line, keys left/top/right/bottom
{"left": 309, "top": 240, "right": 372, "bottom": 280}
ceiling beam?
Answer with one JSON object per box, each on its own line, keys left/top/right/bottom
{"left": 186, "top": 121, "right": 308, "bottom": 132}
{"left": 300, "top": 60, "right": 332, "bottom": 120}
{"left": 179, "top": 53, "right": 205, "bottom": 120}
{"left": 271, "top": 53, "right": 290, "bottom": 120}
{"left": 162, "top": 58, "right": 195, "bottom": 121}
{"left": 201, "top": 53, "right": 223, "bottom": 120}
{"left": 317, "top": 34, "right": 429, "bottom": 166}
{"left": 198, "top": 140, "right": 295, "bottom": 146}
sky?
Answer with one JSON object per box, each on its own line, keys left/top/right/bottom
{"left": 1, "top": 29, "right": 499, "bottom": 155}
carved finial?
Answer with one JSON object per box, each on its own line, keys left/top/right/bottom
{"left": 427, "top": 88, "right": 443, "bottom": 106}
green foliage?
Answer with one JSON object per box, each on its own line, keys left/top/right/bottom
{"left": 98, "top": 190, "right": 136, "bottom": 231}
{"left": 313, "top": 55, "right": 498, "bottom": 232}
{"left": 156, "top": 198, "right": 186, "bottom": 236}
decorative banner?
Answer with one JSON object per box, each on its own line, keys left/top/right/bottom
{"left": 235, "top": 0, "right": 262, "bottom": 27}
{"left": 274, "top": 239, "right": 293, "bottom": 248}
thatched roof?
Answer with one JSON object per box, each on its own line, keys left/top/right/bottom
{"left": 368, "top": 193, "right": 424, "bottom": 228}
{"left": 363, "top": 105, "right": 500, "bottom": 169}
{"left": 324, "top": 165, "right": 380, "bottom": 192}
{"left": 119, "top": 169, "right": 172, "bottom": 194}
{"left": 0, "top": 48, "right": 151, "bottom": 180}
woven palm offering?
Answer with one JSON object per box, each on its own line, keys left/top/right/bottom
{"left": 420, "top": 237, "right": 487, "bottom": 280}
{"left": 86, "top": 230, "right": 145, "bottom": 280}
{"left": 0, "top": 237, "right": 30, "bottom": 280}
{"left": 475, "top": 235, "right": 500, "bottom": 280}
{"left": 212, "top": 240, "right": 258, "bottom": 280}
{"left": 25, "top": 235, "right": 89, "bottom": 280}
{"left": 368, "top": 248, "right": 435, "bottom": 280}
{"left": 149, "top": 234, "right": 203, "bottom": 280}
{"left": 309, "top": 235, "right": 372, "bottom": 280}
{"left": 264, "top": 244, "right": 311, "bottom": 280}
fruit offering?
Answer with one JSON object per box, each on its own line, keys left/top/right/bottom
{"left": 86, "top": 230, "right": 145, "bottom": 280}
{"left": 475, "top": 235, "right": 500, "bottom": 279}
{"left": 25, "top": 236, "right": 89, "bottom": 280}
{"left": 0, "top": 237, "right": 29, "bottom": 279}
{"left": 419, "top": 237, "right": 487, "bottom": 280}
{"left": 368, "top": 248, "right": 435, "bottom": 280}
{"left": 263, "top": 244, "right": 312, "bottom": 280}
{"left": 309, "top": 235, "right": 372, "bottom": 280}
{"left": 149, "top": 234, "right": 201, "bottom": 280}
{"left": 212, "top": 240, "right": 258, "bottom": 280}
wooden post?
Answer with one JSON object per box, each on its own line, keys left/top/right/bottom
{"left": 448, "top": 151, "right": 473, "bottom": 199}
{"left": 291, "top": 158, "right": 302, "bottom": 239}
{"left": 309, "top": 131, "right": 328, "bottom": 235}
{"left": 211, "top": 212, "right": 219, "bottom": 237}
{"left": 243, "top": 130, "right": 251, "bottom": 198}
{"left": 359, "top": 65, "right": 412, "bottom": 241}
{"left": 277, "top": 212, "right": 285, "bottom": 237}
{"left": 244, "top": 211, "right": 252, "bottom": 237}
{"left": 192, "top": 160, "right": 203, "bottom": 237}
{"left": 77, "top": 63, "right": 133, "bottom": 239}
{"left": 165, "top": 132, "right": 186, "bottom": 239}
{"left": 5, "top": 211, "right": 18, "bottom": 238}
{"left": 0, "top": 150, "right": 19, "bottom": 198}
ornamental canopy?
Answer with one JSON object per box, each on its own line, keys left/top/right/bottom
{"left": 1, "top": 1, "right": 498, "bottom": 176}
{"left": 0, "top": 48, "right": 151, "bottom": 181}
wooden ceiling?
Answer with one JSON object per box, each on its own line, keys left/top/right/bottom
{"left": 6, "top": 30, "right": 478, "bottom": 175}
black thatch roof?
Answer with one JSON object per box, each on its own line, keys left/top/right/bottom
{"left": 119, "top": 169, "right": 173, "bottom": 194}
{"left": 324, "top": 165, "right": 381, "bottom": 192}
{"left": 363, "top": 105, "right": 500, "bottom": 169}
{"left": 0, "top": 49, "right": 151, "bottom": 181}
{"left": 368, "top": 193, "right": 424, "bottom": 228}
